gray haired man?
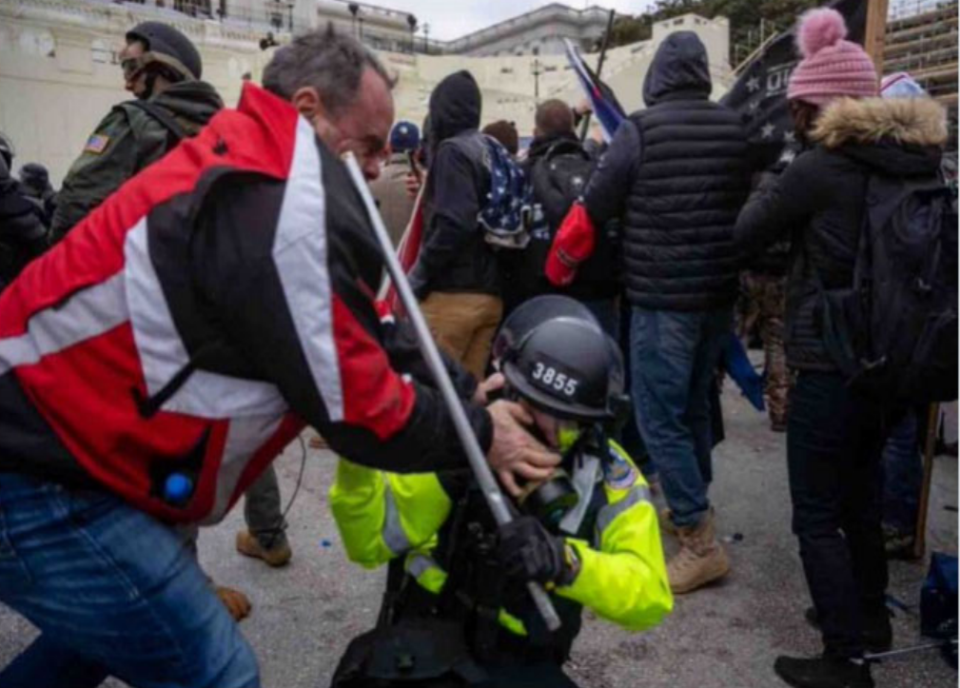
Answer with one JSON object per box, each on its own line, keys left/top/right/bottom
{"left": 0, "top": 26, "right": 558, "bottom": 688}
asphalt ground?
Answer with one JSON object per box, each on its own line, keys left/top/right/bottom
{"left": 0, "top": 385, "right": 956, "bottom": 688}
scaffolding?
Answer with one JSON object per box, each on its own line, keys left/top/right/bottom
{"left": 884, "top": 1, "right": 958, "bottom": 153}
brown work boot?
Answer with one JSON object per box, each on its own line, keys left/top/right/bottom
{"left": 216, "top": 585, "right": 252, "bottom": 622}
{"left": 668, "top": 511, "right": 729, "bottom": 594}
{"left": 236, "top": 529, "right": 293, "bottom": 568}
{"left": 659, "top": 507, "right": 678, "bottom": 537}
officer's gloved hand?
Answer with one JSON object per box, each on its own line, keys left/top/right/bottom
{"left": 498, "top": 516, "right": 575, "bottom": 587}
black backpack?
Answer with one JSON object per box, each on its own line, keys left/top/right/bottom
{"left": 521, "top": 140, "right": 620, "bottom": 300}
{"left": 819, "top": 175, "right": 958, "bottom": 403}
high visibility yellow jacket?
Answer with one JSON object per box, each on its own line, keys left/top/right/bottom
{"left": 329, "top": 441, "right": 672, "bottom": 636}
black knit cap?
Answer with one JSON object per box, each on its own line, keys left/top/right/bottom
{"left": 126, "top": 21, "right": 202, "bottom": 80}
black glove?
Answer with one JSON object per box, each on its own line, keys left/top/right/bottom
{"left": 498, "top": 516, "right": 572, "bottom": 587}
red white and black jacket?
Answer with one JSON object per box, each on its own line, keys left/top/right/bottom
{"left": 0, "top": 84, "right": 491, "bottom": 524}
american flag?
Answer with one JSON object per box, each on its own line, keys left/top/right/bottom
{"left": 563, "top": 38, "right": 627, "bottom": 143}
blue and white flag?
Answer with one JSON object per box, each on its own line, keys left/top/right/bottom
{"left": 563, "top": 38, "right": 626, "bottom": 143}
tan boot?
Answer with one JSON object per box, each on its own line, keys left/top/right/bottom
{"left": 659, "top": 507, "right": 678, "bottom": 537}
{"left": 215, "top": 585, "right": 252, "bottom": 622}
{"left": 668, "top": 511, "right": 729, "bottom": 594}
{"left": 236, "top": 529, "right": 292, "bottom": 568}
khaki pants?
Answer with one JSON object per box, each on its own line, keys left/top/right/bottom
{"left": 420, "top": 292, "right": 503, "bottom": 380}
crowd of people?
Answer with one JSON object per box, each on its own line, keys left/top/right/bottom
{"left": 0, "top": 6, "right": 954, "bottom": 688}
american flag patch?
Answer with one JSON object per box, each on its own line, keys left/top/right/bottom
{"left": 84, "top": 134, "right": 111, "bottom": 154}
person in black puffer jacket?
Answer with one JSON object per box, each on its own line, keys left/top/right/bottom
{"left": 548, "top": 30, "right": 750, "bottom": 596}
{"left": 734, "top": 9, "right": 948, "bottom": 688}
{"left": 409, "top": 71, "right": 502, "bottom": 380}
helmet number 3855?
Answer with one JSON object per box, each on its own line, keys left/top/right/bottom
{"left": 531, "top": 362, "right": 579, "bottom": 397}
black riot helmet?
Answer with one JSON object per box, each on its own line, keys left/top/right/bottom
{"left": 126, "top": 22, "right": 202, "bottom": 81}
{"left": 493, "top": 295, "right": 629, "bottom": 423}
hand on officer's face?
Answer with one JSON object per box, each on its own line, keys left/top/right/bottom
{"left": 487, "top": 400, "right": 561, "bottom": 497}
{"left": 473, "top": 372, "right": 505, "bottom": 406}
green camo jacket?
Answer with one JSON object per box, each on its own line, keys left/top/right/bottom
{"left": 50, "top": 80, "right": 223, "bottom": 241}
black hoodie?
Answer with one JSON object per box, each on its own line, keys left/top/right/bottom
{"left": 581, "top": 31, "right": 750, "bottom": 311}
{"left": 410, "top": 71, "right": 499, "bottom": 299}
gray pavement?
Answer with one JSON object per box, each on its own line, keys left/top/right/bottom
{"left": 0, "top": 385, "right": 956, "bottom": 688}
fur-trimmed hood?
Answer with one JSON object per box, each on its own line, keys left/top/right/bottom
{"left": 812, "top": 96, "right": 947, "bottom": 148}
{"left": 811, "top": 97, "right": 946, "bottom": 175}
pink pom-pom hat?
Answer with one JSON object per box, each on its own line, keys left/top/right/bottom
{"left": 787, "top": 8, "right": 878, "bottom": 107}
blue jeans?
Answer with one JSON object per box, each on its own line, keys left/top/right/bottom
{"left": 881, "top": 410, "right": 922, "bottom": 533}
{"left": 0, "top": 473, "right": 259, "bottom": 688}
{"left": 630, "top": 307, "right": 731, "bottom": 527}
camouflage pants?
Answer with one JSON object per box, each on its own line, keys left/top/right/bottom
{"left": 740, "top": 273, "right": 790, "bottom": 429}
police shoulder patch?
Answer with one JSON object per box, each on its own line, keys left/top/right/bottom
{"left": 84, "top": 134, "right": 111, "bottom": 154}
{"left": 603, "top": 445, "right": 638, "bottom": 490}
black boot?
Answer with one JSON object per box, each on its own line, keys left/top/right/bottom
{"left": 804, "top": 607, "right": 893, "bottom": 653}
{"left": 774, "top": 655, "right": 874, "bottom": 688}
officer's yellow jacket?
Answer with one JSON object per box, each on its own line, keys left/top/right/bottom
{"left": 329, "top": 442, "right": 672, "bottom": 634}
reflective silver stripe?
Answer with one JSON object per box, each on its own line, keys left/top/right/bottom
{"left": 199, "top": 414, "right": 285, "bottom": 525}
{"left": 272, "top": 115, "right": 344, "bottom": 421}
{"left": 594, "top": 484, "right": 652, "bottom": 541}
{"left": 125, "top": 213, "right": 288, "bottom": 419}
{"left": 405, "top": 553, "right": 439, "bottom": 579}
{"left": 0, "top": 272, "right": 128, "bottom": 375}
{"left": 382, "top": 486, "right": 411, "bottom": 555}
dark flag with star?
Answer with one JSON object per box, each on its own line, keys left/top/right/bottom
{"left": 720, "top": 0, "right": 867, "bottom": 168}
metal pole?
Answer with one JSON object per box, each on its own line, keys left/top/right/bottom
{"left": 579, "top": 8, "right": 616, "bottom": 142}
{"left": 341, "top": 153, "right": 563, "bottom": 633}
{"left": 865, "top": 638, "right": 955, "bottom": 662}
{"left": 913, "top": 402, "right": 940, "bottom": 559}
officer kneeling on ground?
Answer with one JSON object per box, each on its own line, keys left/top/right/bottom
{"left": 330, "top": 295, "right": 673, "bottom": 687}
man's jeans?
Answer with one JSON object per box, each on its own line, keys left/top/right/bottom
{"left": 881, "top": 410, "right": 922, "bottom": 534}
{"left": 787, "top": 372, "right": 889, "bottom": 658}
{"left": 0, "top": 473, "right": 259, "bottom": 688}
{"left": 630, "top": 306, "right": 731, "bottom": 527}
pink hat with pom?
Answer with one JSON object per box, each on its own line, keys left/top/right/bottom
{"left": 787, "top": 8, "right": 878, "bottom": 106}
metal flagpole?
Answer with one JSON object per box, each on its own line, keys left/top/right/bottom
{"left": 579, "top": 9, "right": 616, "bottom": 142}
{"left": 342, "top": 152, "right": 562, "bottom": 632}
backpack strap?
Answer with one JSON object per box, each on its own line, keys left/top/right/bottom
{"left": 122, "top": 100, "right": 188, "bottom": 150}
{"left": 543, "top": 138, "right": 591, "bottom": 163}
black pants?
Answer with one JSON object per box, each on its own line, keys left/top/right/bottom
{"left": 787, "top": 371, "right": 891, "bottom": 658}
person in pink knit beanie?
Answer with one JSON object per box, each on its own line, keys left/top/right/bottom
{"left": 735, "top": 6, "right": 950, "bottom": 688}
{"left": 787, "top": 7, "right": 879, "bottom": 140}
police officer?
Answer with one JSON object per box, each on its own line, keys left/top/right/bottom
{"left": 50, "top": 21, "right": 223, "bottom": 240}
{"left": 0, "top": 133, "right": 48, "bottom": 289}
{"left": 329, "top": 295, "right": 673, "bottom": 687}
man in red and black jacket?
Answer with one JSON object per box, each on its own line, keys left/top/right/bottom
{"left": 0, "top": 27, "right": 557, "bottom": 688}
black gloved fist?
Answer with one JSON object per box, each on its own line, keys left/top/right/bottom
{"left": 498, "top": 516, "right": 572, "bottom": 587}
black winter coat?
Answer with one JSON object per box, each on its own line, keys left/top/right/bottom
{"left": 734, "top": 96, "right": 946, "bottom": 371}
{"left": 410, "top": 71, "right": 499, "bottom": 299}
{"left": 582, "top": 31, "right": 750, "bottom": 311}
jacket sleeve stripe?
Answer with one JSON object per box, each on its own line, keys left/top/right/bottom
{"left": 272, "top": 117, "right": 345, "bottom": 422}
{"left": 0, "top": 272, "right": 127, "bottom": 375}
{"left": 594, "top": 484, "right": 652, "bottom": 541}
